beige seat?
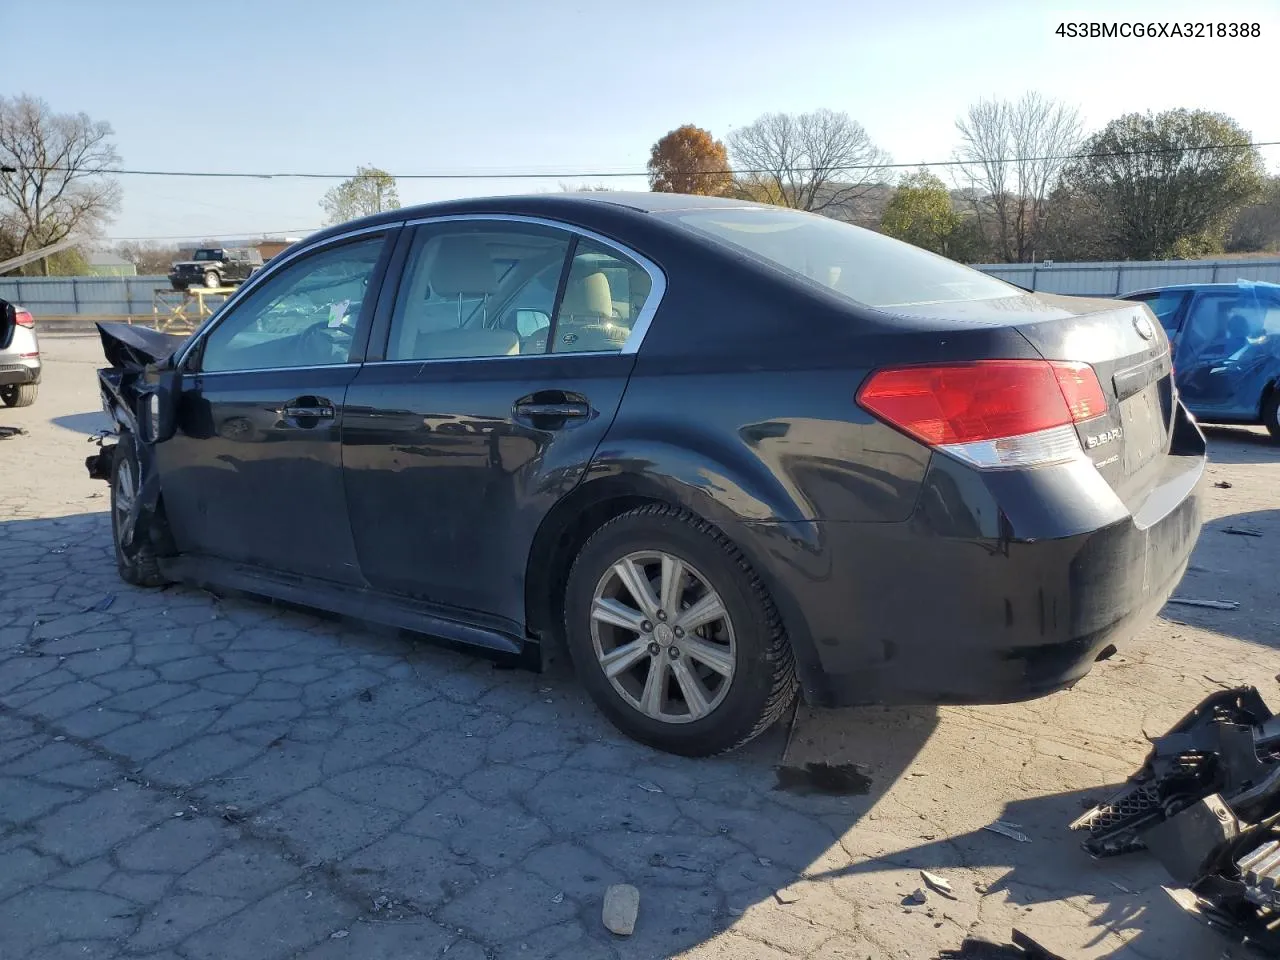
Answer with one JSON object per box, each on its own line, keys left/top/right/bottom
{"left": 394, "top": 234, "right": 508, "bottom": 360}
{"left": 555, "top": 270, "right": 629, "bottom": 351}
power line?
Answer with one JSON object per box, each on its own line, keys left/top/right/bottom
{"left": 13, "top": 139, "right": 1280, "bottom": 182}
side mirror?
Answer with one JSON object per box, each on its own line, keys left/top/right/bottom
{"left": 139, "top": 367, "right": 182, "bottom": 444}
{"left": 0, "top": 300, "right": 15, "bottom": 352}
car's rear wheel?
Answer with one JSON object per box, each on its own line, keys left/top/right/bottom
{"left": 1264, "top": 390, "right": 1280, "bottom": 442}
{"left": 564, "top": 504, "right": 797, "bottom": 756}
{"left": 204, "top": 271, "right": 220, "bottom": 289}
{"left": 111, "top": 433, "right": 165, "bottom": 587}
{"left": 0, "top": 383, "right": 37, "bottom": 407}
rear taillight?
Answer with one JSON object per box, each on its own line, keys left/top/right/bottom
{"left": 14, "top": 310, "right": 33, "bottom": 328}
{"left": 857, "top": 360, "right": 1107, "bottom": 469}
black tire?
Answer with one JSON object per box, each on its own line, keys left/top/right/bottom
{"left": 0, "top": 383, "right": 36, "bottom": 407}
{"left": 204, "top": 271, "right": 220, "bottom": 289}
{"left": 1264, "top": 390, "right": 1280, "bottom": 442}
{"left": 110, "top": 433, "right": 165, "bottom": 587}
{"left": 563, "top": 504, "right": 797, "bottom": 756}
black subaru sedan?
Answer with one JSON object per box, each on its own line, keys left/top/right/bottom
{"left": 83, "top": 192, "right": 1205, "bottom": 756}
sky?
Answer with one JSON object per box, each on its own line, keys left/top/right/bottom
{"left": 5, "top": 0, "right": 1279, "bottom": 244}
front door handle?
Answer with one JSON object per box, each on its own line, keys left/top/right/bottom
{"left": 279, "top": 396, "right": 336, "bottom": 423}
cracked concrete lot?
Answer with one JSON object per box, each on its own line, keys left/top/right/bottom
{"left": 0, "top": 332, "right": 1277, "bottom": 959}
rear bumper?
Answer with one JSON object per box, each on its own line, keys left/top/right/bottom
{"left": 741, "top": 404, "right": 1206, "bottom": 708}
{"left": 0, "top": 360, "right": 40, "bottom": 386}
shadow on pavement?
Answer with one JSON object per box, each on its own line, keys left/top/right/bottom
{"left": 1202, "top": 426, "right": 1280, "bottom": 466}
{"left": 0, "top": 511, "right": 941, "bottom": 959}
{"left": 1168, "top": 507, "right": 1280, "bottom": 653}
{"left": 50, "top": 410, "right": 112, "bottom": 435}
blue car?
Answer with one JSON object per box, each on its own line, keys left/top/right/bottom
{"left": 1122, "top": 280, "right": 1280, "bottom": 440}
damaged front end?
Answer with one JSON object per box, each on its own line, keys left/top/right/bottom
{"left": 87, "top": 322, "right": 187, "bottom": 550}
{"left": 1072, "top": 685, "right": 1280, "bottom": 952}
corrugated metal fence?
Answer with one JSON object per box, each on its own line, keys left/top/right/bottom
{"left": 971, "top": 258, "right": 1280, "bottom": 297}
{"left": 0, "top": 275, "right": 169, "bottom": 319}
{"left": 3, "top": 258, "right": 1280, "bottom": 319}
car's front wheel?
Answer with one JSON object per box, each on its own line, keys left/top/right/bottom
{"left": 111, "top": 433, "right": 165, "bottom": 587}
{"left": 564, "top": 504, "right": 798, "bottom": 756}
{"left": 0, "top": 383, "right": 37, "bottom": 407}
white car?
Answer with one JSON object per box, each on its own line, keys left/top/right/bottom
{"left": 0, "top": 303, "right": 40, "bottom": 407}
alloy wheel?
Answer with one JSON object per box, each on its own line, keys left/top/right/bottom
{"left": 589, "top": 550, "right": 736, "bottom": 724}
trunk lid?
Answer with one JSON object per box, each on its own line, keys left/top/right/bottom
{"left": 883, "top": 292, "right": 1175, "bottom": 510}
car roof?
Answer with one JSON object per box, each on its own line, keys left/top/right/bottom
{"left": 1124, "top": 280, "right": 1280, "bottom": 298}
{"left": 301, "top": 191, "right": 774, "bottom": 247}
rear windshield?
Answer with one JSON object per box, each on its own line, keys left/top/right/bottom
{"left": 663, "top": 207, "right": 1015, "bottom": 309}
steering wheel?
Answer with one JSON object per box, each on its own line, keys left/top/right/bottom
{"left": 296, "top": 319, "right": 353, "bottom": 364}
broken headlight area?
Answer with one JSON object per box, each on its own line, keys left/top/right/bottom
{"left": 1071, "top": 685, "right": 1280, "bottom": 953}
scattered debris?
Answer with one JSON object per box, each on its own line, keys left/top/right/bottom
{"left": 757, "top": 857, "right": 772, "bottom": 867}
{"left": 1223, "top": 525, "right": 1264, "bottom": 538}
{"left": 1073, "top": 685, "right": 1280, "bottom": 950}
{"left": 902, "top": 888, "right": 927, "bottom": 906}
{"left": 921, "top": 870, "right": 957, "bottom": 900}
{"left": 602, "top": 884, "right": 640, "bottom": 936}
{"left": 83, "top": 594, "right": 115, "bottom": 613}
{"left": 983, "top": 820, "right": 1031, "bottom": 843}
{"left": 1168, "top": 597, "right": 1239, "bottom": 610}
{"left": 329, "top": 930, "right": 349, "bottom": 940}
{"left": 0, "top": 426, "right": 26, "bottom": 439}
{"left": 774, "top": 885, "right": 801, "bottom": 905}
{"left": 1108, "top": 880, "right": 1133, "bottom": 894}
{"left": 635, "top": 781, "right": 664, "bottom": 794}
{"left": 1214, "top": 480, "right": 1233, "bottom": 488}
{"left": 550, "top": 892, "right": 564, "bottom": 904}
{"left": 357, "top": 688, "right": 373, "bottom": 703}
{"left": 52, "top": 735, "right": 66, "bottom": 742}
{"left": 372, "top": 895, "right": 391, "bottom": 912}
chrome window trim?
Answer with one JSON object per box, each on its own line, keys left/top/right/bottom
{"left": 391, "top": 213, "right": 668, "bottom": 359}
{"left": 196, "top": 362, "right": 362, "bottom": 378}
{"left": 174, "top": 222, "right": 401, "bottom": 372}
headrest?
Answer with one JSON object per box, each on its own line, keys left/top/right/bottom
{"left": 561, "top": 271, "right": 613, "bottom": 317}
{"left": 428, "top": 235, "right": 499, "bottom": 297}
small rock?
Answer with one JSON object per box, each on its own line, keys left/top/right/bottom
{"left": 757, "top": 857, "right": 772, "bottom": 867}
{"left": 52, "top": 736, "right": 66, "bottom": 742}
{"left": 330, "top": 930, "right": 349, "bottom": 939}
{"left": 357, "top": 689, "right": 373, "bottom": 703}
{"left": 551, "top": 892, "right": 564, "bottom": 904}
{"left": 1214, "top": 480, "right": 1233, "bottom": 489}
{"left": 902, "top": 888, "right": 927, "bottom": 906}
{"left": 636, "top": 781, "right": 664, "bottom": 794}
{"left": 602, "top": 884, "right": 640, "bottom": 936}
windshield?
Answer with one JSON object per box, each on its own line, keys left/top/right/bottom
{"left": 664, "top": 207, "right": 1016, "bottom": 309}
{"left": 193, "top": 249, "right": 221, "bottom": 261}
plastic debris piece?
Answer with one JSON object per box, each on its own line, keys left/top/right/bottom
{"left": 983, "top": 820, "right": 1031, "bottom": 843}
{"left": 602, "top": 884, "right": 640, "bottom": 936}
{"left": 774, "top": 885, "right": 801, "bottom": 904}
{"left": 1223, "top": 526, "right": 1263, "bottom": 537}
{"left": 1168, "top": 597, "right": 1239, "bottom": 610}
{"left": 551, "top": 892, "right": 564, "bottom": 904}
{"left": 636, "top": 781, "right": 664, "bottom": 794}
{"left": 922, "top": 870, "right": 957, "bottom": 899}
{"left": 330, "top": 930, "right": 349, "bottom": 939}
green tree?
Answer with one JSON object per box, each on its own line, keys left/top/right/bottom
{"left": 647, "top": 125, "right": 732, "bottom": 196}
{"left": 319, "top": 166, "right": 401, "bottom": 225}
{"left": 880, "top": 169, "right": 963, "bottom": 255}
{"left": 1064, "top": 109, "right": 1264, "bottom": 259}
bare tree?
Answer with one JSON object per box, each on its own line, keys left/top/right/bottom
{"left": 728, "top": 109, "right": 889, "bottom": 215}
{"left": 319, "top": 166, "right": 400, "bottom": 225}
{"left": 0, "top": 95, "right": 120, "bottom": 275}
{"left": 953, "top": 93, "right": 1082, "bottom": 262}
